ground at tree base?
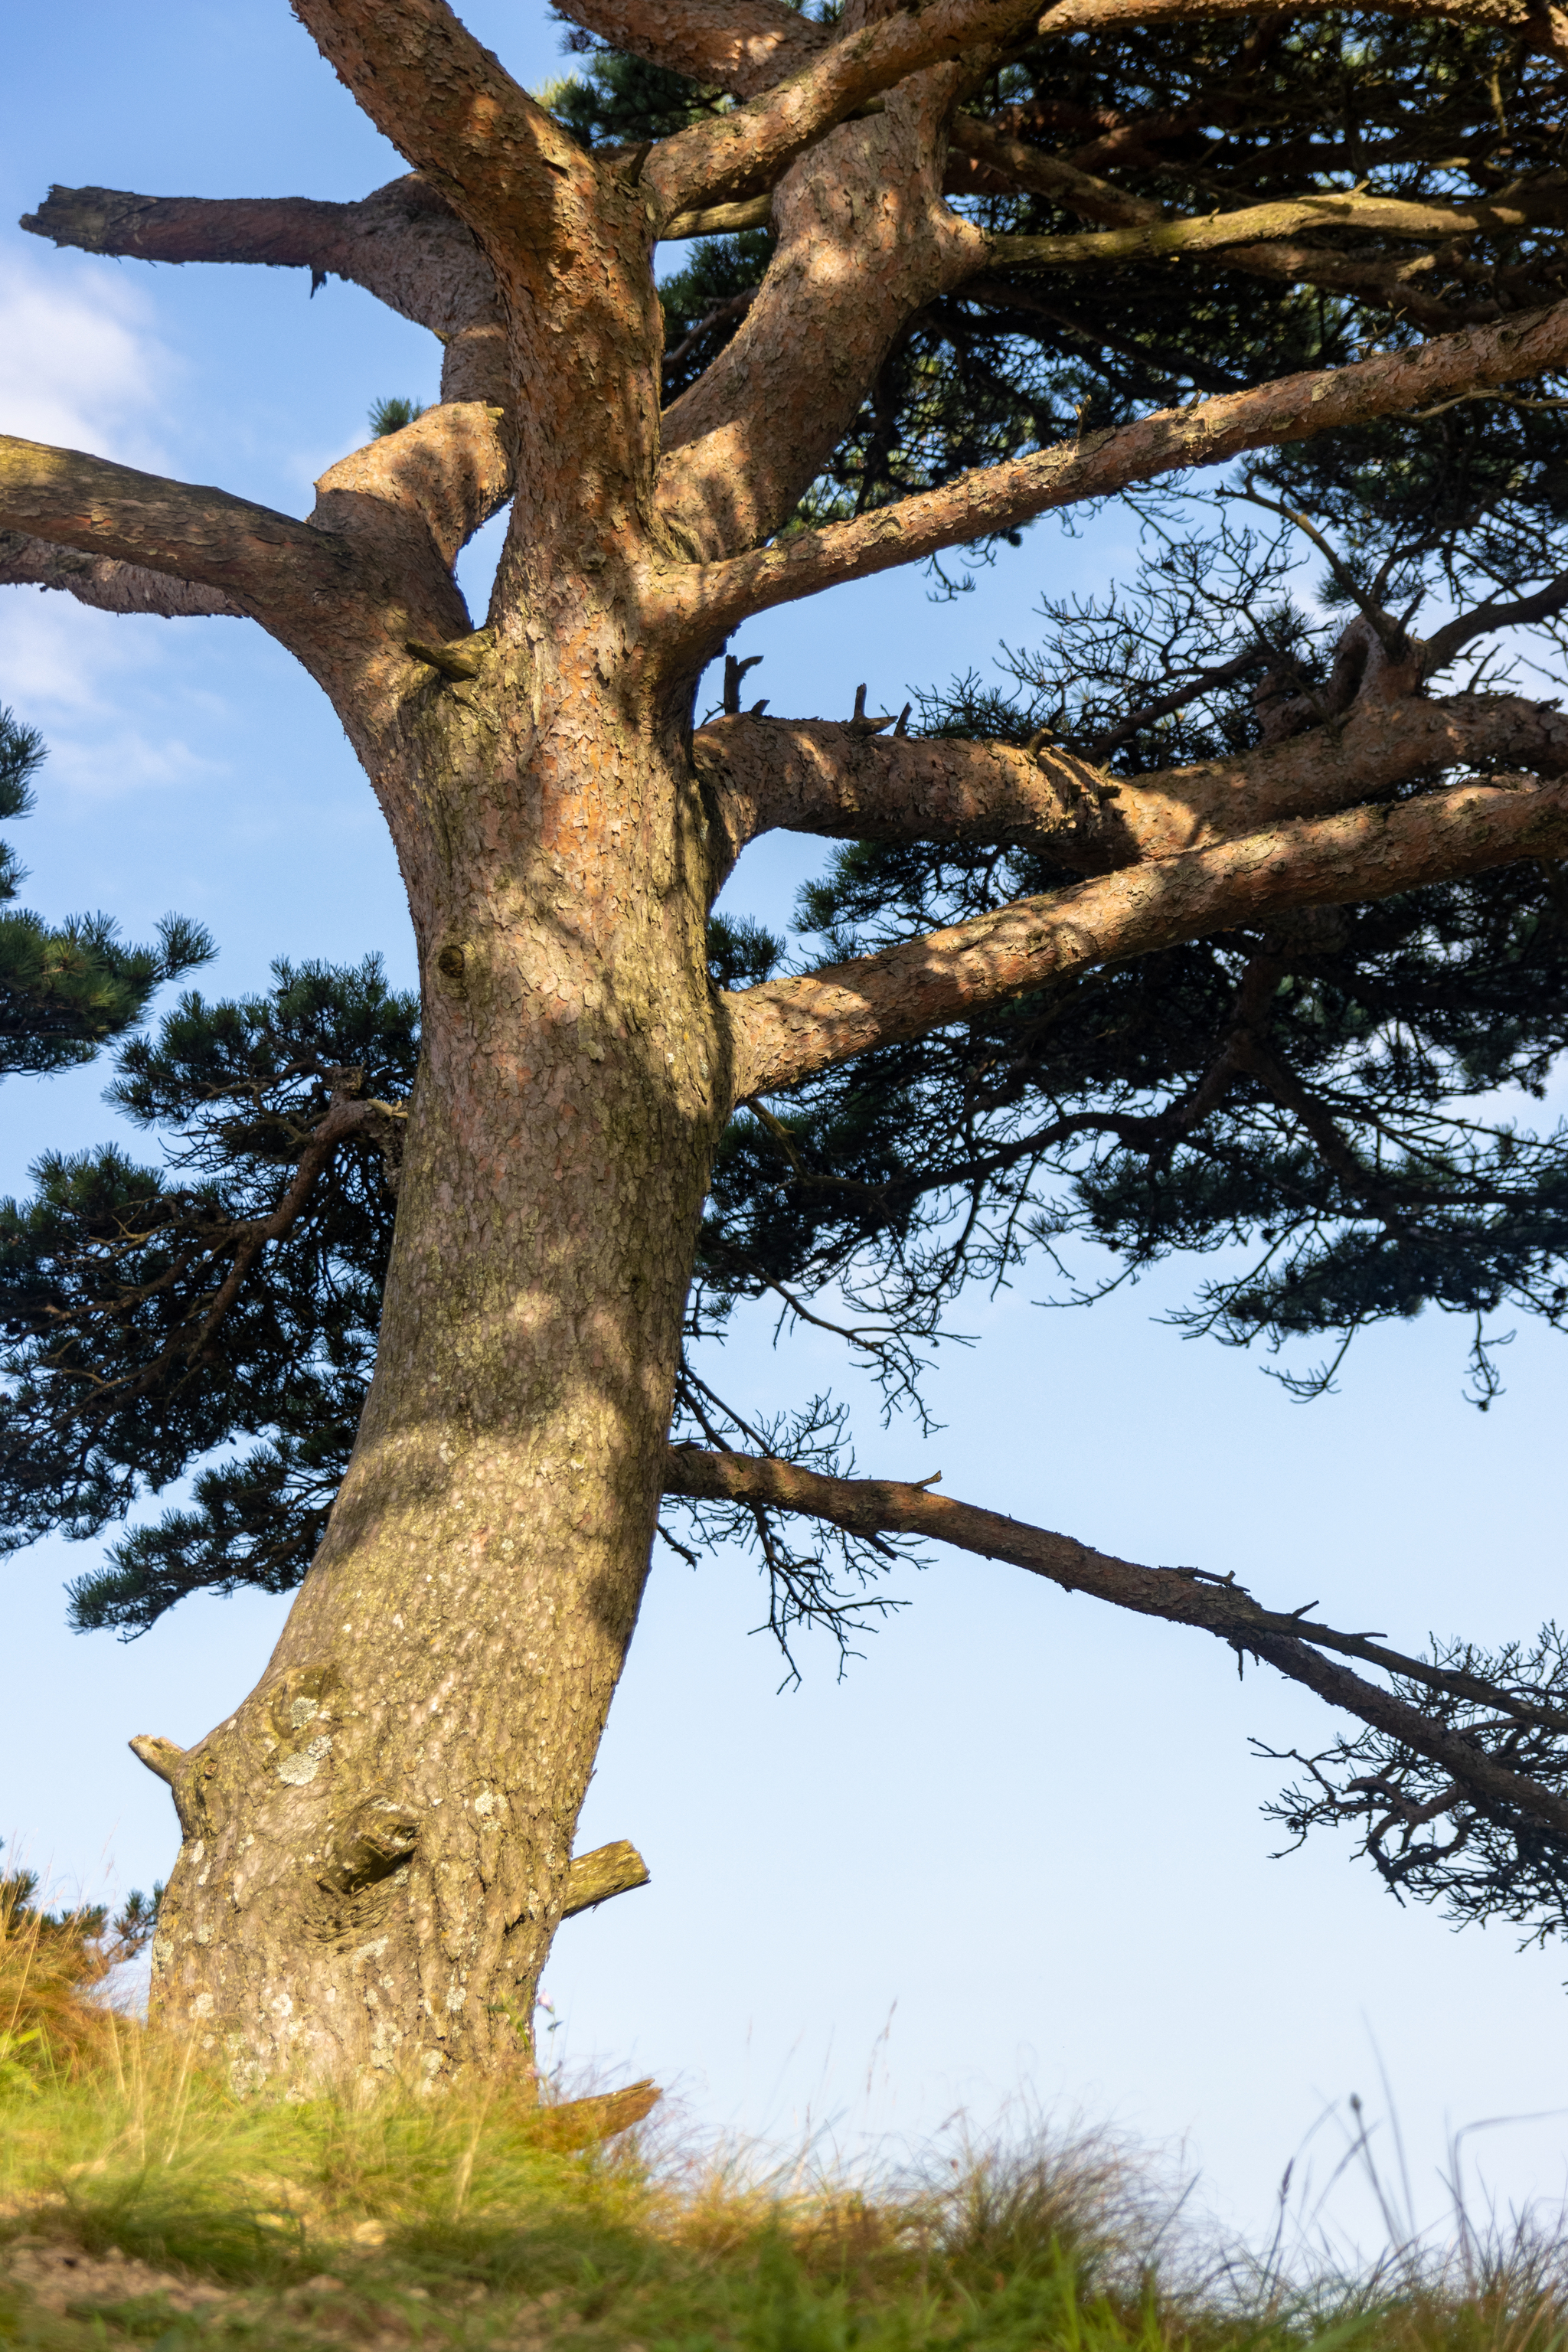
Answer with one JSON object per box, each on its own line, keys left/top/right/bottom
{"left": 5, "top": 1985, "right": 1568, "bottom": 2352}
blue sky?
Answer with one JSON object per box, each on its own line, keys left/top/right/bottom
{"left": 5, "top": 2, "right": 1568, "bottom": 2256}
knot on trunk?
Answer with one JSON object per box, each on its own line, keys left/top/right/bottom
{"left": 307, "top": 1796, "right": 423, "bottom": 1948}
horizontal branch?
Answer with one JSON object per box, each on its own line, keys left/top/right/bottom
{"left": 722, "top": 773, "right": 1568, "bottom": 1099}
{"left": 0, "top": 436, "right": 361, "bottom": 612}
{"left": 694, "top": 693, "right": 1568, "bottom": 881}
{"left": 988, "top": 185, "right": 1568, "bottom": 273}
{"left": 0, "top": 531, "right": 243, "bottom": 619}
{"left": 665, "top": 1444, "right": 1568, "bottom": 1841}
{"left": 22, "top": 177, "right": 501, "bottom": 347}
{"left": 654, "top": 300, "right": 1568, "bottom": 636}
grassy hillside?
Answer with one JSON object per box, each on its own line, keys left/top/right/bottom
{"left": 3, "top": 1886, "right": 1566, "bottom": 2351}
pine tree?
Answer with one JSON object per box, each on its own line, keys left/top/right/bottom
{"left": 8, "top": 0, "right": 1568, "bottom": 2085}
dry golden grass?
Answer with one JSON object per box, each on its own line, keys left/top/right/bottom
{"left": 3, "top": 1965, "right": 1568, "bottom": 2352}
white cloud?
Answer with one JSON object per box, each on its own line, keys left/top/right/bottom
{"left": 0, "top": 248, "right": 178, "bottom": 469}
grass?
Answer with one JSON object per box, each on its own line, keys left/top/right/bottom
{"left": 3, "top": 1914, "right": 1568, "bottom": 2351}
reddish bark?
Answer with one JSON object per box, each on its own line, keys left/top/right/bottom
{"left": 7, "top": 0, "right": 1568, "bottom": 2092}
{"left": 724, "top": 777, "right": 1568, "bottom": 1100}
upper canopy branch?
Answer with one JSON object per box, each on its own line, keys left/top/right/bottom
{"left": 988, "top": 185, "right": 1568, "bottom": 273}
{"left": 290, "top": 0, "right": 597, "bottom": 276}
{"left": 1034, "top": 0, "right": 1563, "bottom": 51}
{"left": 694, "top": 694, "right": 1568, "bottom": 887}
{"left": 721, "top": 773, "right": 1568, "bottom": 1102}
{"left": 665, "top": 1444, "right": 1568, "bottom": 1841}
{"left": 639, "top": 0, "right": 1038, "bottom": 227}
{"left": 651, "top": 301, "right": 1568, "bottom": 639}
{"left": 553, "top": 0, "right": 828, "bottom": 97}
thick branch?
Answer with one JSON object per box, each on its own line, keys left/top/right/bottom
{"left": 658, "top": 77, "right": 984, "bottom": 560}
{"left": 0, "top": 531, "right": 243, "bottom": 619}
{"left": 312, "top": 402, "right": 513, "bottom": 572}
{"left": 665, "top": 1444, "right": 1568, "bottom": 1841}
{"left": 722, "top": 773, "right": 1568, "bottom": 1100}
{"left": 21, "top": 178, "right": 500, "bottom": 348}
{"left": 0, "top": 436, "right": 361, "bottom": 612}
{"left": 641, "top": 0, "right": 1039, "bottom": 225}
{"left": 652, "top": 301, "right": 1568, "bottom": 638}
{"left": 553, "top": 0, "right": 829, "bottom": 97}
{"left": 694, "top": 693, "right": 1568, "bottom": 885}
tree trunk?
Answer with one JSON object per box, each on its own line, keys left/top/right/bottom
{"left": 147, "top": 655, "right": 726, "bottom": 2090}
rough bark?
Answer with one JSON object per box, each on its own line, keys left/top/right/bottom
{"left": 143, "top": 664, "right": 726, "bottom": 2089}
{"left": 694, "top": 694, "right": 1568, "bottom": 880}
{"left": 0, "top": 531, "right": 243, "bottom": 618}
{"left": 11, "top": 0, "right": 1568, "bottom": 2096}
{"left": 724, "top": 776, "right": 1568, "bottom": 1100}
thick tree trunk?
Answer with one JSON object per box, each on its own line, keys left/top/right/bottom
{"left": 147, "top": 658, "right": 726, "bottom": 2089}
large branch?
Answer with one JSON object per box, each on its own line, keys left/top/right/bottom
{"left": 652, "top": 301, "right": 1568, "bottom": 639}
{"left": 721, "top": 773, "right": 1568, "bottom": 1100}
{"left": 640, "top": 0, "right": 1040, "bottom": 225}
{"left": 0, "top": 437, "right": 361, "bottom": 612}
{"left": 0, "top": 532, "right": 243, "bottom": 619}
{"left": 694, "top": 693, "right": 1568, "bottom": 884}
{"left": 665, "top": 1444, "right": 1568, "bottom": 1841}
{"left": 21, "top": 178, "right": 500, "bottom": 355}
{"left": 553, "top": 0, "right": 829, "bottom": 97}
{"left": 658, "top": 77, "right": 984, "bottom": 562}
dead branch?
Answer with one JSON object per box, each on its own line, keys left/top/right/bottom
{"left": 21, "top": 178, "right": 500, "bottom": 345}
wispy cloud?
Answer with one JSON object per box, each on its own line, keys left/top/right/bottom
{"left": 0, "top": 249, "right": 178, "bottom": 469}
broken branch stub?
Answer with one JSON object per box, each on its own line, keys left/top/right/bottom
{"left": 560, "top": 1838, "right": 651, "bottom": 1917}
